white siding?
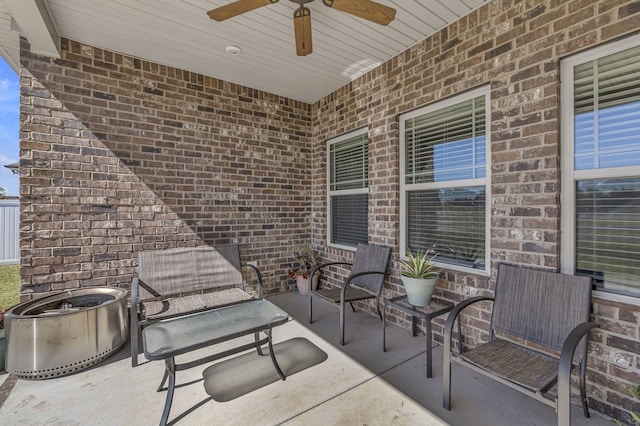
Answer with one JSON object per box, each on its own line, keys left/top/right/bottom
{"left": 0, "top": 199, "right": 19, "bottom": 265}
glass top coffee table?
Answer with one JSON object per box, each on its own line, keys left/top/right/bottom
{"left": 143, "top": 299, "right": 289, "bottom": 426}
{"left": 382, "top": 295, "right": 453, "bottom": 378}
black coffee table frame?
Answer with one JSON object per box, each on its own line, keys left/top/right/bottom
{"left": 382, "top": 295, "right": 453, "bottom": 378}
{"left": 142, "top": 300, "right": 289, "bottom": 426}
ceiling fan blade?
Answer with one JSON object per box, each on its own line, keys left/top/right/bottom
{"left": 293, "top": 6, "right": 312, "bottom": 56}
{"left": 208, "top": 0, "right": 278, "bottom": 21}
{"left": 322, "top": 0, "right": 396, "bottom": 26}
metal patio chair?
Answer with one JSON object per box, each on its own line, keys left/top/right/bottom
{"left": 443, "top": 263, "right": 598, "bottom": 425}
{"left": 308, "top": 243, "right": 391, "bottom": 345}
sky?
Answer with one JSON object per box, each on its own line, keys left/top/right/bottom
{"left": 0, "top": 56, "right": 19, "bottom": 197}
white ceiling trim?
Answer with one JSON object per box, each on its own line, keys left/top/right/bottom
{"left": 5, "top": 0, "right": 59, "bottom": 57}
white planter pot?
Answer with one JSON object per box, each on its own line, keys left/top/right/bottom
{"left": 296, "top": 274, "right": 319, "bottom": 296}
{"left": 401, "top": 276, "right": 438, "bottom": 307}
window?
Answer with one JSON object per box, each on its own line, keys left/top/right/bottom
{"left": 327, "top": 129, "right": 368, "bottom": 248}
{"left": 400, "top": 87, "right": 490, "bottom": 273}
{"left": 561, "top": 35, "right": 640, "bottom": 298}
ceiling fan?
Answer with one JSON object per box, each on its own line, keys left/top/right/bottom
{"left": 207, "top": 0, "right": 396, "bottom": 56}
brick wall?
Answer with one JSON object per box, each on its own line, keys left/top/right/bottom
{"left": 309, "top": 0, "right": 640, "bottom": 422}
{"left": 19, "top": 38, "right": 312, "bottom": 298}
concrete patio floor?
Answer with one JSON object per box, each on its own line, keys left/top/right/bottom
{"left": 0, "top": 291, "right": 613, "bottom": 425}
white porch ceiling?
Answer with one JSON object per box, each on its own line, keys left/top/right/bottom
{"left": 0, "top": 0, "right": 486, "bottom": 103}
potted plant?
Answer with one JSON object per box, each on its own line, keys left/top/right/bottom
{"left": 287, "top": 244, "right": 319, "bottom": 296}
{"left": 398, "top": 249, "right": 440, "bottom": 307}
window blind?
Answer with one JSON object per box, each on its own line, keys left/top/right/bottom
{"left": 574, "top": 45, "right": 640, "bottom": 170}
{"left": 330, "top": 134, "right": 368, "bottom": 191}
{"left": 575, "top": 178, "right": 640, "bottom": 296}
{"left": 407, "top": 188, "right": 485, "bottom": 269}
{"left": 331, "top": 194, "right": 368, "bottom": 247}
{"left": 404, "top": 96, "right": 486, "bottom": 184}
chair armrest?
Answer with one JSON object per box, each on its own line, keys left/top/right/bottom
{"left": 559, "top": 321, "right": 598, "bottom": 374}
{"left": 444, "top": 296, "right": 494, "bottom": 356}
{"left": 557, "top": 321, "right": 599, "bottom": 425}
{"left": 309, "top": 262, "right": 353, "bottom": 290}
{"left": 242, "top": 263, "right": 264, "bottom": 299}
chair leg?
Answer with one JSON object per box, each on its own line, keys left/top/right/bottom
{"left": 580, "top": 357, "right": 590, "bottom": 418}
{"left": 130, "top": 311, "right": 139, "bottom": 368}
{"left": 558, "top": 362, "right": 571, "bottom": 426}
{"left": 131, "top": 330, "right": 139, "bottom": 367}
{"left": 348, "top": 301, "right": 356, "bottom": 313}
{"left": 580, "top": 382, "right": 590, "bottom": 419}
{"left": 443, "top": 321, "right": 453, "bottom": 410}
{"left": 443, "top": 351, "right": 452, "bottom": 410}
{"left": 308, "top": 293, "right": 313, "bottom": 324}
{"left": 340, "top": 300, "right": 346, "bottom": 345}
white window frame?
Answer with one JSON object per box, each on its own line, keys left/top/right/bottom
{"left": 560, "top": 33, "right": 640, "bottom": 306}
{"left": 399, "top": 86, "right": 491, "bottom": 275}
{"left": 326, "top": 127, "right": 369, "bottom": 251}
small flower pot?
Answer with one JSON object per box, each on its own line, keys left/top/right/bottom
{"left": 296, "top": 274, "right": 319, "bottom": 296}
{"left": 401, "top": 276, "right": 438, "bottom": 307}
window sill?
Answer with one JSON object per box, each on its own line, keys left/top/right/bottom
{"left": 593, "top": 290, "right": 640, "bottom": 308}
{"left": 326, "top": 242, "right": 358, "bottom": 252}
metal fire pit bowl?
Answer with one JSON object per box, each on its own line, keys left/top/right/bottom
{"left": 5, "top": 287, "right": 128, "bottom": 379}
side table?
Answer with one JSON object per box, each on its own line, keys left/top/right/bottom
{"left": 383, "top": 295, "right": 453, "bottom": 378}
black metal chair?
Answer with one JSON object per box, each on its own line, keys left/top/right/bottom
{"left": 443, "top": 263, "right": 598, "bottom": 426}
{"left": 308, "top": 243, "right": 391, "bottom": 345}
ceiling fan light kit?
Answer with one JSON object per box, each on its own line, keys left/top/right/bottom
{"left": 225, "top": 45, "right": 243, "bottom": 55}
{"left": 208, "top": 0, "right": 396, "bottom": 56}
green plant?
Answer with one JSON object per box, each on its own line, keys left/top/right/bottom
{"left": 0, "top": 265, "right": 19, "bottom": 312}
{"left": 615, "top": 384, "right": 640, "bottom": 425}
{"left": 398, "top": 249, "right": 439, "bottom": 279}
{"left": 446, "top": 242, "right": 484, "bottom": 263}
{"left": 631, "top": 385, "right": 640, "bottom": 424}
{"left": 287, "top": 244, "right": 318, "bottom": 280}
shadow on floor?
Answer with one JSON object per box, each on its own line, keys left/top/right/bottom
{"left": 203, "top": 337, "right": 328, "bottom": 401}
